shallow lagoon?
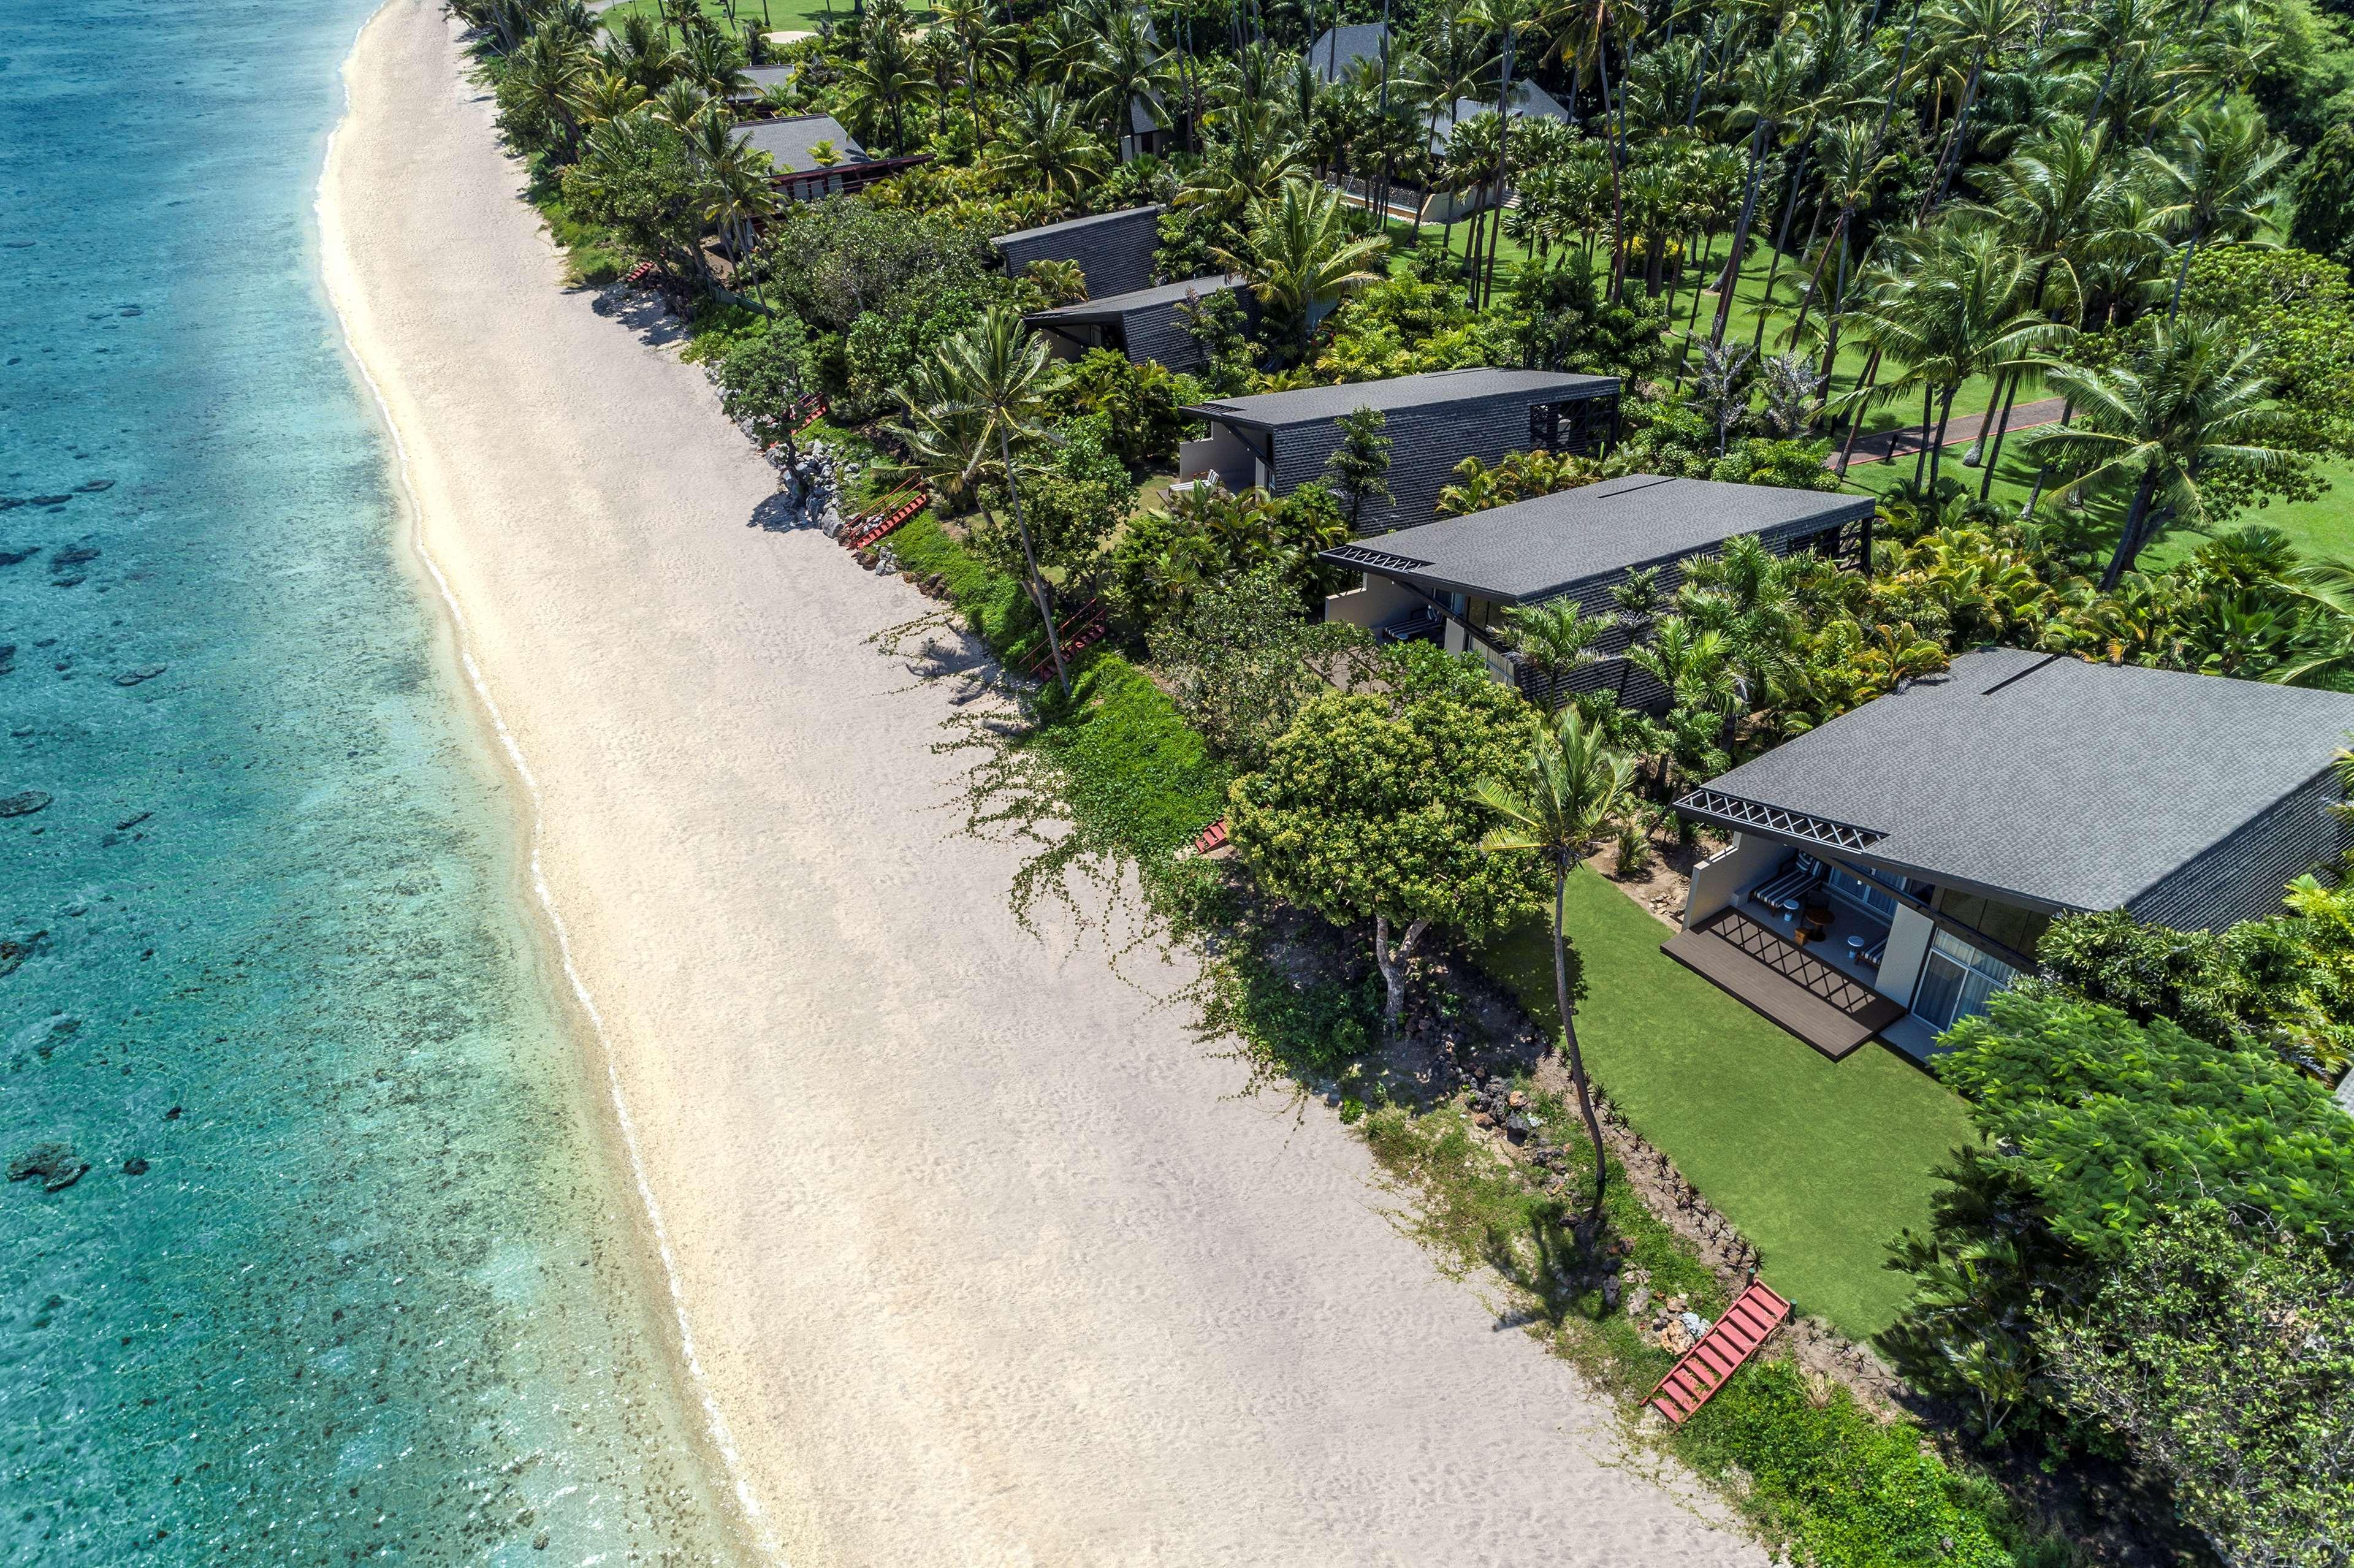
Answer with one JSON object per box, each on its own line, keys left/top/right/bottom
{"left": 0, "top": 2, "right": 741, "bottom": 1558}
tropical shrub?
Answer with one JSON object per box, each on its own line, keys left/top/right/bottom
{"left": 753, "top": 197, "right": 992, "bottom": 334}
{"left": 1148, "top": 567, "right": 1369, "bottom": 773}
{"left": 2036, "top": 1203, "right": 2354, "bottom": 1568}
{"left": 1880, "top": 986, "right": 2354, "bottom": 1447}
{"left": 1105, "top": 480, "right": 1349, "bottom": 633}
{"left": 1048, "top": 350, "right": 1202, "bottom": 474}
{"left": 969, "top": 415, "right": 1135, "bottom": 585}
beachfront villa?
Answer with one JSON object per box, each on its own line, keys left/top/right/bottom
{"left": 726, "top": 63, "right": 796, "bottom": 108}
{"left": 1308, "top": 23, "right": 1572, "bottom": 221}
{"left": 1022, "top": 274, "right": 1251, "bottom": 371}
{"left": 1664, "top": 649, "right": 2354, "bottom": 1060}
{"left": 1318, "top": 475, "right": 1872, "bottom": 704}
{"left": 738, "top": 113, "right": 929, "bottom": 202}
{"left": 1178, "top": 368, "right": 1621, "bottom": 535}
{"left": 989, "top": 205, "right": 1165, "bottom": 299}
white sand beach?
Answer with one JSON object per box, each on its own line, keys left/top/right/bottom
{"left": 319, "top": 4, "right": 1769, "bottom": 1562}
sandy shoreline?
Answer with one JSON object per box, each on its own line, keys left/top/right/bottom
{"left": 319, "top": 4, "right": 1768, "bottom": 1562}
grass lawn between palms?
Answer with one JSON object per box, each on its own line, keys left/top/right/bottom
{"left": 1840, "top": 423, "right": 2354, "bottom": 569}
{"left": 598, "top": 0, "right": 845, "bottom": 37}
{"left": 1482, "top": 870, "right": 1977, "bottom": 1341}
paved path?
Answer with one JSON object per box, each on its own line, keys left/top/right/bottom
{"left": 1834, "top": 395, "right": 2068, "bottom": 470}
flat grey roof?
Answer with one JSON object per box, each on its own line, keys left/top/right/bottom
{"left": 1685, "top": 647, "right": 2354, "bottom": 913}
{"left": 1025, "top": 273, "right": 1245, "bottom": 323}
{"left": 990, "top": 205, "right": 1165, "bottom": 249}
{"left": 1319, "top": 475, "right": 1868, "bottom": 603}
{"left": 1187, "top": 368, "right": 1615, "bottom": 428}
{"left": 738, "top": 114, "right": 867, "bottom": 172}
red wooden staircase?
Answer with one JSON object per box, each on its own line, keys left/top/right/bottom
{"left": 1024, "top": 599, "right": 1108, "bottom": 680}
{"left": 1646, "top": 1279, "right": 1791, "bottom": 1426}
{"left": 839, "top": 482, "right": 931, "bottom": 550}
{"left": 788, "top": 396, "right": 829, "bottom": 436}
{"left": 1191, "top": 818, "right": 1230, "bottom": 855}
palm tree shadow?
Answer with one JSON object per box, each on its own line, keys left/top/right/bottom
{"left": 587, "top": 285, "right": 690, "bottom": 349}
{"left": 1480, "top": 1204, "right": 1613, "bottom": 1330}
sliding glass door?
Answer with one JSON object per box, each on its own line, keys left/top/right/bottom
{"left": 1910, "top": 929, "right": 2021, "bottom": 1032}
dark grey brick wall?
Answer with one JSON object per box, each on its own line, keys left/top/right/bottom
{"left": 994, "top": 207, "right": 1163, "bottom": 297}
{"left": 1505, "top": 514, "right": 1857, "bottom": 712}
{"left": 1259, "top": 386, "right": 1621, "bottom": 534}
{"left": 1119, "top": 301, "right": 1205, "bottom": 371}
{"left": 2130, "top": 768, "right": 2350, "bottom": 930}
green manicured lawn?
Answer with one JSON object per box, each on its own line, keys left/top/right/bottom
{"left": 597, "top": 0, "right": 844, "bottom": 36}
{"left": 1484, "top": 870, "right": 1977, "bottom": 1341}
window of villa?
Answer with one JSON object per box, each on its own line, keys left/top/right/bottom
{"left": 1911, "top": 929, "right": 2021, "bottom": 1031}
{"left": 1932, "top": 889, "right": 2049, "bottom": 959}
{"left": 1826, "top": 865, "right": 1904, "bottom": 919}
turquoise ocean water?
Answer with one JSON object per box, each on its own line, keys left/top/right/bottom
{"left": 1, "top": 3, "right": 747, "bottom": 1560}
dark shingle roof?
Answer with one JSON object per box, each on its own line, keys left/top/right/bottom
{"left": 1319, "top": 475, "right": 1868, "bottom": 602}
{"left": 729, "top": 64, "right": 798, "bottom": 99}
{"left": 1433, "top": 83, "right": 1572, "bottom": 144}
{"left": 1308, "top": 23, "right": 1390, "bottom": 80}
{"left": 1025, "top": 274, "right": 1246, "bottom": 324}
{"left": 737, "top": 114, "right": 866, "bottom": 172}
{"left": 1685, "top": 648, "right": 2354, "bottom": 913}
{"left": 990, "top": 205, "right": 1167, "bottom": 249}
{"left": 1187, "top": 368, "right": 1615, "bottom": 428}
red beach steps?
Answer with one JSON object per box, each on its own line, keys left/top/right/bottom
{"left": 1192, "top": 818, "right": 1230, "bottom": 854}
{"left": 839, "top": 482, "right": 931, "bottom": 550}
{"left": 1646, "top": 1279, "right": 1792, "bottom": 1426}
{"left": 788, "top": 397, "right": 829, "bottom": 436}
{"left": 1025, "top": 599, "right": 1107, "bottom": 680}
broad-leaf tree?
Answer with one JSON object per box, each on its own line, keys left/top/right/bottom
{"left": 1228, "top": 646, "right": 1541, "bottom": 1033}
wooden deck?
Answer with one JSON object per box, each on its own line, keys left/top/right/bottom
{"left": 1662, "top": 907, "right": 1905, "bottom": 1061}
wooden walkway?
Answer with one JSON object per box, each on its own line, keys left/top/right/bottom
{"left": 1662, "top": 907, "right": 1903, "bottom": 1060}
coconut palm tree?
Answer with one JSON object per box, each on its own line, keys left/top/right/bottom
{"left": 841, "top": 13, "right": 929, "bottom": 150}
{"left": 1212, "top": 180, "right": 1385, "bottom": 362}
{"left": 1081, "top": 6, "right": 1174, "bottom": 159}
{"left": 1401, "top": 17, "right": 1494, "bottom": 237}
{"left": 2140, "top": 95, "right": 2292, "bottom": 321}
{"left": 2028, "top": 315, "right": 2293, "bottom": 588}
{"left": 1501, "top": 599, "right": 1618, "bottom": 710}
{"left": 991, "top": 85, "right": 1111, "bottom": 210}
{"left": 600, "top": 12, "right": 682, "bottom": 96}
{"left": 1914, "top": 0, "right": 2034, "bottom": 216}
{"left": 1474, "top": 709, "right": 1637, "bottom": 1211}
{"left": 910, "top": 307, "right": 1076, "bottom": 691}
{"left": 1856, "top": 223, "right": 2058, "bottom": 493}
{"left": 1710, "top": 34, "right": 1810, "bottom": 349}
{"left": 508, "top": 24, "right": 596, "bottom": 158}
{"left": 678, "top": 26, "right": 750, "bottom": 101}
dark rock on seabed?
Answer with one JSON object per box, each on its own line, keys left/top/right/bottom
{"left": 10, "top": 1142, "right": 91, "bottom": 1192}
{"left": 0, "top": 790, "right": 54, "bottom": 817}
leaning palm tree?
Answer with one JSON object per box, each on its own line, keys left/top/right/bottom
{"left": 904, "top": 307, "right": 1076, "bottom": 691}
{"left": 1502, "top": 599, "right": 1617, "bottom": 711}
{"left": 1474, "top": 709, "right": 1637, "bottom": 1211}
{"left": 1212, "top": 180, "right": 1385, "bottom": 363}
{"left": 2027, "top": 315, "right": 2292, "bottom": 588}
